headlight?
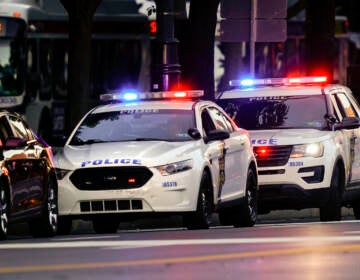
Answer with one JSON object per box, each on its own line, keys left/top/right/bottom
{"left": 290, "top": 143, "right": 324, "bottom": 158}
{"left": 55, "top": 168, "right": 71, "bottom": 180}
{"left": 155, "top": 159, "right": 193, "bottom": 176}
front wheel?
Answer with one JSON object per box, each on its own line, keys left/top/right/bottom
{"left": 0, "top": 184, "right": 9, "bottom": 240}
{"left": 29, "top": 177, "right": 58, "bottom": 237}
{"left": 219, "top": 168, "right": 258, "bottom": 227}
{"left": 234, "top": 168, "right": 258, "bottom": 227}
{"left": 183, "top": 172, "right": 213, "bottom": 230}
{"left": 319, "top": 164, "right": 342, "bottom": 222}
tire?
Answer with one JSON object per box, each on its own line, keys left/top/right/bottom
{"left": 92, "top": 216, "right": 120, "bottom": 234}
{"left": 57, "top": 216, "right": 73, "bottom": 235}
{"left": 183, "top": 172, "right": 213, "bottom": 230}
{"left": 0, "top": 184, "right": 9, "bottom": 240}
{"left": 219, "top": 168, "right": 258, "bottom": 227}
{"left": 29, "top": 177, "right": 58, "bottom": 238}
{"left": 319, "top": 164, "right": 342, "bottom": 222}
{"left": 235, "top": 168, "right": 258, "bottom": 227}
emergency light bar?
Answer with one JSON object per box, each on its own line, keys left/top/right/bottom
{"left": 100, "top": 90, "right": 204, "bottom": 102}
{"left": 229, "top": 76, "right": 328, "bottom": 88}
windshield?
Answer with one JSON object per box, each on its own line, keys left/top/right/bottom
{"left": 0, "top": 18, "right": 26, "bottom": 96}
{"left": 218, "top": 95, "right": 328, "bottom": 130}
{"left": 69, "top": 108, "right": 196, "bottom": 145}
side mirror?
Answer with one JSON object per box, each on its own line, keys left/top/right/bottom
{"left": 204, "top": 129, "right": 230, "bottom": 144}
{"left": 334, "top": 117, "right": 360, "bottom": 130}
{"left": 188, "top": 128, "right": 202, "bottom": 140}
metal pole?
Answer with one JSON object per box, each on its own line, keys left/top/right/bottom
{"left": 250, "top": 0, "right": 257, "bottom": 77}
{"left": 154, "top": 0, "right": 181, "bottom": 91}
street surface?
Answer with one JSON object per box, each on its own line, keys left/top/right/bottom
{"left": 1, "top": 215, "right": 360, "bottom": 279}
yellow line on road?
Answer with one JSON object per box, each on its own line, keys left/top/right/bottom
{"left": 1, "top": 243, "right": 360, "bottom": 274}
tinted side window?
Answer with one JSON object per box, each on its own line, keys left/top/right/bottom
{"left": 335, "top": 93, "right": 358, "bottom": 118}
{"left": 8, "top": 116, "right": 30, "bottom": 140}
{"left": 207, "top": 107, "right": 233, "bottom": 132}
{"left": 201, "top": 109, "right": 216, "bottom": 136}
{"left": 0, "top": 116, "right": 12, "bottom": 144}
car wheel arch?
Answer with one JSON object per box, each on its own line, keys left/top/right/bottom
{"left": 202, "top": 167, "right": 214, "bottom": 209}
{"left": 0, "top": 175, "right": 11, "bottom": 206}
{"left": 333, "top": 157, "right": 346, "bottom": 194}
{"left": 249, "top": 161, "right": 258, "bottom": 190}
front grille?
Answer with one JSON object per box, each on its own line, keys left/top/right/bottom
{"left": 80, "top": 199, "right": 143, "bottom": 212}
{"left": 70, "top": 167, "right": 153, "bottom": 190}
{"left": 254, "top": 145, "right": 292, "bottom": 167}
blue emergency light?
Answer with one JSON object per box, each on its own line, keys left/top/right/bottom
{"left": 239, "top": 79, "right": 254, "bottom": 87}
{"left": 122, "top": 92, "right": 139, "bottom": 101}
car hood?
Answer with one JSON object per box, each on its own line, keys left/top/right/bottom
{"left": 250, "top": 129, "right": 332, "bottom": 146}
{"left": 54, "top": 141, "right": 200, "bottom": 169}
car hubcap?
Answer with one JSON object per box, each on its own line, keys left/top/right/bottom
{"left": 0, "top": 188, "right": 8, "bottom": 234}
{"left": 47, "top": 185, "right": 58, "bottom": 231}
{"left": 201, "top": 191, "right": 210, "bottom": 221}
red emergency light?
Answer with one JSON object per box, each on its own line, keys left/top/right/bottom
{"left": 150, "top": 20, "right": 157, "bottom": 35}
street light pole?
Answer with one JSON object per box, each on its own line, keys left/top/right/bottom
{"left": 153, "top": 0, "right": 181, "bottom": 91}
{"left": 250, "top": 0, "right": 257, "bottom": 77}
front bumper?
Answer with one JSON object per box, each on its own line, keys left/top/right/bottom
{"left": 58, "top": 167, "right": 201, "bottom": 216}
{"left": 258, "top": 154, "right": 333, "bottom": 190}
{"left": 258, "top": 184, "right": 330, "bottom": 212}
{"left": 257, "top": 156, "right": 334, "bottom": 211}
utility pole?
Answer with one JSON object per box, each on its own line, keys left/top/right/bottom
{"left": 60, "top": 0, "right": 101, "bottom": 134}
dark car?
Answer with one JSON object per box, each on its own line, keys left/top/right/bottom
{"left": 0, "top": 111, "right": 58, "bottom": 239}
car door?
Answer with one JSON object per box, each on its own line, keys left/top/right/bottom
{"left": 204, "top": 106, "right": 248, "bottom": 203}
{"left": 3, "top": 115, "right": 46, "bottom": 213}
{"left": 332, "top": 92, "right": 360, "bottom": 185}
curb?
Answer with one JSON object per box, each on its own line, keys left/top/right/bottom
{"left": 8, "top": 208, "right": 356, "bottom": 236}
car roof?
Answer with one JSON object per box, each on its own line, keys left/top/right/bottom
{"left": 218, "top": 84, "right": 351, "bottom": 99}
{"left": 90, "top": 100, "right": 214, "bottom": 114}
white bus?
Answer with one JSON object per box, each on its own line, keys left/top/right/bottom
{"left": 0, "top": 0, "right": 152, "bottom": 142}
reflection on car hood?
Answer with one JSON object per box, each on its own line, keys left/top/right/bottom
{"left": 250, "top": 129, "right": 332, "bottom": 146}
{"left": 55, "top": 141, "right": 199, "bottom": 169}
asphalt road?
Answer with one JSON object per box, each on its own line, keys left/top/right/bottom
{"left": 1, "top": 214, "right": 360, "bottom": 280}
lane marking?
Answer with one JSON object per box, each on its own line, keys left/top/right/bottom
{"left": 1, "top": 243, "right": 360, "bottom": 274}
{"left": 2, "top": 235, "right": 360, "bottom": 249}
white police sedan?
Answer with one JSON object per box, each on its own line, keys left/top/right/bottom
{"left": 54, "top": 90, "right": 258, "bottom": 233}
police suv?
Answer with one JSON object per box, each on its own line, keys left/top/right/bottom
{"left": 54, "top": 90, "right": 258, "bottom": 234}
{"left": 217, "top": 76, "right": 360, "bottom": 221}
